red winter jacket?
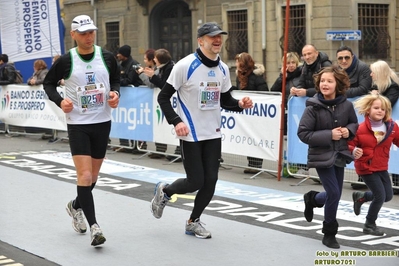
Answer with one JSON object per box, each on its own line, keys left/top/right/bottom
{"left": 348, "top": 117, "right": 399, "bottom": 175}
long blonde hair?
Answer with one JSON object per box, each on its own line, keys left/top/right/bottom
{"left": 370, "top": 60, "right": 399, "bottom": 94}
{"left": 354, "top": 94, "right": 392, "bottom": 122}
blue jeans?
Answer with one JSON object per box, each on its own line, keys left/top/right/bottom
{"left": 314, "top": 166, "right": 344, "bottom": 223}
{"left": 361, "top": 171, "right": 393, "bottom": 223}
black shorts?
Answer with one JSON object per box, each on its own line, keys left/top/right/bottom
{"left": 67, "top": 121, "right": 111, "bottom": 159}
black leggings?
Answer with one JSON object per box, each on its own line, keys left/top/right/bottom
{"left": 164, "top": 138, "right": 221, "bottom": 220}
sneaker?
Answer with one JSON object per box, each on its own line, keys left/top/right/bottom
{"left": 90, "top": 224, "right": 106, "bottom": 246}
{"left": 352, "top": 191, "right": 366, "bottom": 216}
{"left": 185, "top": 219, "right": 212, "bottom": 239}
{"left": 66, "top": 200, "right": 87, "bottom": 233}
{"left": 363, "top": 221, "right": 384, "bottom": 236}
{"left": 150, "top": 182, "right": 170, "bottom": 219}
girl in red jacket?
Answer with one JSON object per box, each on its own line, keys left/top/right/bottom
{"left": 348, "top": 94, "right": 399, "bottom": 236}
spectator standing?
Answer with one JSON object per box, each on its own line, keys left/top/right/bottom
{"left": 232, "top": 52, "right": 268, "bottom": 173}
{"left": 114, "top": 45, "right": 146, "bottom": 153}
{"left": 0, "top": 54, "right": 18, "bottom": 85}
{"left": 117, "top": 45, "right": 142, "bottom": 87}
{"left": 27, "top": 60, "right": 49, "bottom": 85}
{"left": 369, "top": 60, "right": 399, "bottom": 106}
{"left": 137, "top": 48, "right": 177, "bottom": 159}
{"left": 150, "top": 22, "right": 253, "bottom": 238}
{"left": 137, "top": 49, "right": 156, "bottom": 87}
{"left": 43, "top": 15, "right": 120, "bottom": 246}
{"left": 336, "top": 46, "right": 372, "bottom": 98}
{"left": 270, "top": 52, "right": 302, "bottom": 135}
{"left": 25, "top": 59, "right": 51, "bottom": 138}
{"left": 291, "top": 44, "right": 332, "bottom": 97}
{"left": 349, "top": 94, "right": 399, "bottom": 235}
{"left": 298, "top": 66, "right": 358, "bottom": 248}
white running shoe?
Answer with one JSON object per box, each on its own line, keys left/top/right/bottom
{"left": 66, "top": 200, "right": 87, "bottom": 233}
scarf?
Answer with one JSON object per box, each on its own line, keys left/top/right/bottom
{"left": 345, "top": 55, "right": 358, "bottom": 75}
{"left": 196, "top": 48, "right": 220, "bottom": 68}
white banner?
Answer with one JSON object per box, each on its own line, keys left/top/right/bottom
{"left": 153, "top": 90, "right": 281, "bottom": 161}
{"left": 222, "top": 91, "right": 281, "bottom": 161}
{"left": 0, "top": 0, "right": 62, "bottom": 62}
{"left": 0, "top": 85, "right": 66, "bottom": 130}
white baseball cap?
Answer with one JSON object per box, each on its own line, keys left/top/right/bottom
{"left": 71, "top": 15, "right": 98, "bottom": 33}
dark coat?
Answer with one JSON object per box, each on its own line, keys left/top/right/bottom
{"left": 348, "top": 118, "right": 399, "bottom": 175}
{"left": 372, "top": 81, "right": 399, "bottom": 107}
{"left": 344, "top": 57, "right": 372, "bottom": 98}
{"left": 149, "top": 60, "right": 174, "bottom": 89}
{"left": 270, "top": 66, "right": 302, "bottom": 107}
{"left": 297, "top": 94, "right": 358, "bottom": 168}
{"left": 297, "top": 52, "right": 332, "bottom": 97}
{"left": 0, "top": 63, "right": 17, "bottom": 85}
{"left": 120, "top": 56, "right": 142, "bottom": 87}
{"left": 234, "top": 63, "right": 268, "bottom": 91}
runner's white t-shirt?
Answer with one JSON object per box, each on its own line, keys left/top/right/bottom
{"left": 64, "top": 45, "right": 111, "bottom": 124}
{"left": 167, "top": 53, "right": 232, "bottom": 142}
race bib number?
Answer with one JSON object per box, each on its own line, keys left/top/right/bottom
{"left": 198, "top": 81, "right": 221, "bottom": 110}
{"left": 76, "top": 83, "right": 106, "bottom": 114}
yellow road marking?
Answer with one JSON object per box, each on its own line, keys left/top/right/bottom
{"left": 170, "top": 194, "right": 195, "bottom": 203}
{"left": 0, "top": 156, "right": 16, "bottom": 159}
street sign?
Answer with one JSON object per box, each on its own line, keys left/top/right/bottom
{"left": 326, "top": 30, "right": 361, "bottom": 41}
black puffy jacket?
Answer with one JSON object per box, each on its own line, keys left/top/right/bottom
{"left": 297, "top": 94, "right": 358, "bottom": 168}
{"left": 345, "top": 57, "right": 372, "bottom": 98}
{"left": 0, "top": 63, "right": 17, "bottom": 85}
{"left": 297, "top": 52, "right": 332, "bottom": 97}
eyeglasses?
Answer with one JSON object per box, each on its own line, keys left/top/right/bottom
{"left": 337, "top": 56, "right": 352, "bottom": 61}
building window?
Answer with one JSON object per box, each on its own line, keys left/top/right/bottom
{"left": 225, "top": 10, "right": 248, "bottom": 60}
{"left": 105, "top": 22, "right": 120, "bottom": 52}
{"left": 280, "top": 5, "right": 306, "bottom": 57}
{"left": 358, "top": 4, "right": 390, "bottom": 60}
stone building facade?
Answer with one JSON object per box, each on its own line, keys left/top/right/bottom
{"left": 62, "top": 0, "right": 399, "bottom": 86}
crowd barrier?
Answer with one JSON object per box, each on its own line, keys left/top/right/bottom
{"left": 0, "top": 85, "right": 282, "bottom": 175}
{"left": 1, "top": 84, "right": 397, "bottom": 189}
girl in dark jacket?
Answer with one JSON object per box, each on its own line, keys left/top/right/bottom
{"left": 298, "top": 66, "right": 358, "bottom": 249}
{"left": 348, "top": 94, "right": 399, "bottom": 236}
{"left": 233, "top": 52, "right": 268, "bottom": 173}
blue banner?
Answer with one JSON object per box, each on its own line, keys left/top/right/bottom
{"left": 110, "top": 86, "right": 154, "bottom": 141}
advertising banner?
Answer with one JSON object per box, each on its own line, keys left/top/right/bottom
{"left": 0, "top": 0, "right": 62, "bottom": 61}
{"left": 0, "top": 85, "right": 66, "bottom": 130}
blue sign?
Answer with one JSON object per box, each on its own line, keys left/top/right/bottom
{"left": 326, "top": 30, "right": 361, "bottom": 41}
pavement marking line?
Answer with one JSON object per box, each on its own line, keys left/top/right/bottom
{"left": 0, "top": 255, "right": 22, "bottom": 266}
{"left": 170, "top": 194, "right": 196, "bottom": 203}
{"left": 0, "top": 156, "right": 16, "bottom": 159}
{"left": 12, "top": 152, "right": 399, "bottom": 230}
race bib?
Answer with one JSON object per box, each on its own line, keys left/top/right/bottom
{"left": 76, "top": 83, "right": 106, "bottom": 114}
{"left": 198, "top": 81, "right": 221, "bottom": 110}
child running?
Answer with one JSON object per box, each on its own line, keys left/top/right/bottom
{"left": 298, "top": 65, "right": 358, "bottom": 249}
{"left": 348, "top": 94, "right": 399, "bottom": 235}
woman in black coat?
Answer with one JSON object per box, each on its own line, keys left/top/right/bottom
{"left": 270, "top": 52, "right": 302, "bottom": 135}
{"left": 369, "top": 60, "right": 399, "bottom": 107}
{"left": 233, "top": 52, "right": 268, "bottom": 174}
